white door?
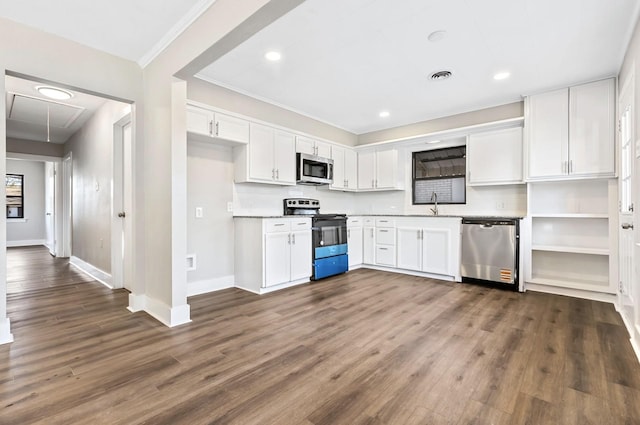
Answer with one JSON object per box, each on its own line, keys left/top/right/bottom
{"left": 422, "top": 228, "right": 450, "bottom": 275}
{"left": 347, "top": 226, "right": 363, "bottom": 267}
{"left": 396, "top": 227, "right": 422, "bottom": 271}
{"left": 527, "top": 88, "right": 569, "bottom": 179}
{"left": 315, "top": 141, "right": 331, "bottom": 158}
{"left": 112, "top": 115, "right": 133, "bottom": 291}
{"left": 618, "top": 74, "right": 636, "bottom": 326}
{"left": 344, "top": 148, "right": 358, "bottom": 190}
{"left": 569, "top": 79, "right": 615, "bottom": 177}
{"left": 61, "top": 153, "right": 72, "bottom": 258}
{"left": 214, "top": 112, "right": 249, "bottom": 144}
{"left": 331, "top": 145, "right": 345, "bottom": 190}
{"left": 186, "top": 104, "right": 213, "bottom": 136}
{"left": 290, "top": 230, "right": 312, "bottom": 281}
{"left": 358, "top": 151, "right": 375, "bottom": 189}
{"left": 274, "top": 130, "right": 296, "bottom": 184}
{"left": 249, "top": 123, "right": 275, "bottom": 182}
{"left": 363, "top": 226, "right": 375, "bottom": 264}
{"left": 265, "top": 232, "right": 291, "bottom": 287}
{"left": 375, "top": 149, "right": 397, "bottom": 189}
{"left": 295, "top": 135, "right": 316, "bottom": 155}
{"left": 44, "top": 162, "right": 56, "bottom": 255}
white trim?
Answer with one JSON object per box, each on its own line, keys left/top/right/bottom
{"left": 127, "top": 293, "right": 146, "bottom": 313}
{"left": 144, "top": 297, "right": 191, "bottom": 327}
{"left": 235, "top": 277, "right": 310, "bottom": 295}
{"left": 618, "top": 1, "right": 640, "bottom": 70}
{"left": 359, "top": 264, "right": 457, "bottom": 282}
{"left": 615, "top": 303, "right": 640, "bottom": 365}
{"left": 138, "top": 0, "right": 218, "bottom": 68}
{"left": 187, "top": 276, "right": 234, "bottom": 297}
{"left": 6, "top": 218, "right": 27, "bottom": 223}
{"left": 6, "top": 239, "right": 45, "bottom": 247}
{"left": 525, "top": 282, "right": 617, "bottom": 304}
{"left": 0, "top": 319, "right": 14, "bottom": 345}
{"left": 69, "top": 256, "right": 113, "bottom": 288}
{"left": 5, "top": 152, "right": 63, "bottom": 162}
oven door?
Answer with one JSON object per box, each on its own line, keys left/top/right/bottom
{"left": 312, "top": 217, "right": 347, "bottom": 259}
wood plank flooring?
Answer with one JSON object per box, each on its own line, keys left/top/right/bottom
{"left": 2, "top": 245, "right": 640, "bottom": 424}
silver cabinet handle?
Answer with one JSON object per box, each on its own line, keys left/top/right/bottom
{"left": 275, "top": 169, "right": 279, "bottom": 180}
{"left": 379, "top": 229, "right": 389, "bottom": 233}
{"left": 208, "top": 120, "right": 213, "bottom": 135}
{"left": 292, "top": 233, "right": 296, "bottom": 244}
{"left": 418, "top": 229, "right": 421, "bottom": 239}
{"left": 348, "top": 229, "right": 351, "bottom": 237}
{"left": 371, "top": 179, "right": 375, "bottom": 188}
{"left": 622, "top": 223, "right": 634, "bottom": 230}
{"left": 215, "top": 122, "right": 219, "bottom": 136}
{"left": 569, "top": 160, "right": 573, "bottom": 173}
{"left": 274, "top": 223, "right": 285, "bottom": 227}
{"left": 288, "top": 234, "right": 291, "bottom": 244}
{"left": 371, "top": 228, "right": 374, "bottom": 237}
{"left": 379, "top": 247, "right": 388, "bottom": 251}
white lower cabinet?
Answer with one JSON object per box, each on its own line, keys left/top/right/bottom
{"left": 235, "top": 217, "right": 312, "bottom": 293}
{"left": 395, "top": 217, "right": 462, "bottom": 280}
{"left": 375, "top": 218, "right": 396, "bottom": 267}
{"left": 347, "top": 217, "right": 363, "bottom": 268}
{"left": 363, "top": 218, "right": 375, "bottom": 265}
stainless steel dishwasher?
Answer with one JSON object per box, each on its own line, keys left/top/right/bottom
{"left": 461, "top": 217, "right": 520, "bottom": 291}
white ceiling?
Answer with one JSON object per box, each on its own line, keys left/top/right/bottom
{"left": 0, "top": 1, "right": 638, "bottom": 135}
{"left": 197, "top": 0, "right": 640, "bottom": 134}
{"left": 0, "top": 0, "right": 216, "bottom": 66}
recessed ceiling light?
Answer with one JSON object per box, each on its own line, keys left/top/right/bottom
{"left": 493, "top": 71, "right": 511, "bottom": 81}
{"left": 36, "top": 86, "right": 73, "bottom": 100}
{"left": 265, "top": 51, "right": 282, "bottom": 61}
{"left": 379, "top": 111, "right": 390, "bottom": 118}
{"left": 428, "top": 30, "right": 447, "bottom": 42}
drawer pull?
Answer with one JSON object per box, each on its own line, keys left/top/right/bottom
{"left": 274, "top": 223, "right": 285, "bottom": 227}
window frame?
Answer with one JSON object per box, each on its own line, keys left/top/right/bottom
{"left": 6, "top": 173, "right": 25, "bottom": 219}
{"left": 412, "top": 146, "right": 467, "bottom": 205}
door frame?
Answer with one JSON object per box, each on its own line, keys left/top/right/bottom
{"left": 111, "top": 112, "right": 133, "bottom": 290}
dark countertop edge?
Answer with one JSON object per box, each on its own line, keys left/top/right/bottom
{"left": 233, "top": 214, "right": 525, "bottom": 219}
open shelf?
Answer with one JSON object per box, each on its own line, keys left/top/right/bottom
{"left": 529, "top": 250, "right": 612, "bottom": 292}
{"left": 528, "top": 179, "right": 609, "bottom": 216}
{"left": 531, "top": 245, "right": 609, "bottom": 256}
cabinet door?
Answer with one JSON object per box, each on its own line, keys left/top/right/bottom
{"left": 186, "top": 105, "right": 213, "bottom": 136}
{"left": 375, "top": 148, "right": 398, "bottom": 189}
{"left": 344, "top": 148, "right": 358, "bottom": 189}
{"left": 265, "top": 232, "right": 291, "bottom": 287}
{"left": 248, "top": 123, "right": 275, "bottom": 181}
{"left": 468, "top": 127, "right": 523, "bottom": 185}
{"left": 315, "top": 141, "right": 332, "bottom": 158}
{"left": 331, "top": 145, "right": 346, "bottom": 190}
{"left": 527, "top": 88, "right": 569, "bottom": 179}
{"left": 375, "top": 246, "right": 396, "bottom": 267}
{"left": 214, "top": 112, "right": 249, "bottom": 144}
{"left": 296, "top": 136, "right": 316, "bottom": 155}
{"left": 397, "top": 227, "right": 422, "bottom": 271}
{"left": 290, "top": 230, "right": 312, "bottom": 281}
{"left": 422, "top": 228, "right": 450, "bottom": 275}
{"left": 569, "top": 79, "right": 615, "bottom": 177}
{"left": 363, "top": 226, "right": 375, "bottom": 264}
{"left": 358, "top": 151, "right": 376, "bottom": 189}
{"left": 274, "top": 130, "right": 297, "bottom": 184}
{"left": 348, "top": 226, "right": 363, "bottom": 267}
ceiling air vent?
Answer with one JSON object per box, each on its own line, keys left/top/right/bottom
{"left": 429, "top": 70, "right": 453, "bottom": 81}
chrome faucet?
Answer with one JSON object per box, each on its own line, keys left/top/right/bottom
{"left": 430, "top": 192, "right": 438, "bottom": 216}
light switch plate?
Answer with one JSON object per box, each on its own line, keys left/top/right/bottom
{"left": 195, "top": 207, "right": 203, "bottom": 218}
{"left": 227, "top": 202, "right": 233, "bottom": 212}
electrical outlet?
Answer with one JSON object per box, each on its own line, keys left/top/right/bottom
{"left": 227, "top": 202, "right": 233, "bottom": 212}
{"left": 496, "top": 201, "right": 505, "bottom": 210}
{"left": 99, "top": 238, "right": 103, "bottom": 248}
{"left": 195, "top": 207, "right": 203, "bottom": 218}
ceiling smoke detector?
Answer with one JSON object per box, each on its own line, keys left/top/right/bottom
{"left": 429, "top": 70, "right": 453, "bottom": 81}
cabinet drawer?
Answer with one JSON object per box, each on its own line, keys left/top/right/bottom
{"left": 376, "top": 245, "right": 396, "bottom": 266}
{"left": 376, "top": 228, "right": 395, "bottom": 245}
{"left": 265, "top": 219, "right": 291, "bottom": 232}
{"left": 363, "top": 218, "right": 376, "bottom": 226}
{"left": 290, "top": 218, "right": 311, "bottom": 230}
{"left": 376, "top": 218, "right": 395, "bottom": 227}
{"left": 348, "top": 217, "right": 363, "bottom": 227}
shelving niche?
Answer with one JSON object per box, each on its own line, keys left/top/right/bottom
{"left": 526, "top": 179, "right": 616, "bottom": 294}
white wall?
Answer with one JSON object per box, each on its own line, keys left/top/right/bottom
{"left": 64, "top": 100, "right": 130, "bottom": 274}
{"left": 5, "top": 159, "right": 45, "bottom": 245}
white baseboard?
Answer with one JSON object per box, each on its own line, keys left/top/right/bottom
{"left": 0, "top": 318, "right": 14, "bottom": 345}
{"left": 6, "top": 239, "right": 45, "bottom": 248}
{"left": 524, "top": 283, "right": 617, "bottom": 304}
{"left": 359, "top": 264, "right": 456, "bottom": 282}
{"left": 144, "top": 296, "right": 191, "bottom": 327}
{"left": 187, "top": 275, "right": 234, "bottom": 297}
{"left": 127, "top": 293, "right": 146, "bottom": 312}
{"left": 70, "top": 256, "right": 113, "bottom": 288}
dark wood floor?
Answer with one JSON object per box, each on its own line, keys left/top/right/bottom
{"left": 2, "top": 246, "right": 640, "bottom": 424}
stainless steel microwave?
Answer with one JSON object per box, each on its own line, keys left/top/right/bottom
{"left": 296, "top": 153, "right": 333, "bottom": 185}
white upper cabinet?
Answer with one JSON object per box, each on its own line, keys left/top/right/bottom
{"left": 330, "top": 145, "right": 358, "bottom": 191}
{"left": 569, "top": 79, "right": 615, "bottom": 177}
{"left": 186, "top": 104, "right": 249, "bottom": 145}
{"left": 468, "top": 127, "right": 523, "bottom": 185}
{"left": 357, "top": 148, "right": 403, "bottom": 191}
{"left": 234, "top": 122, "right": 296, "bottom": 185}
{"left": 526, "top": 79, "right": 615, "bottom": 180}
{"left": 296, "top": 135, "right": 331, "bottom": 157}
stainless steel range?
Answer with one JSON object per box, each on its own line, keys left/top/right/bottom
{"left": 283, "top": 198, "right": 348, "bottom": 280}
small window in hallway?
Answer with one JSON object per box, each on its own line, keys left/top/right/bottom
{"left": 6, "top": 174, "right": 24, "bottom": 218}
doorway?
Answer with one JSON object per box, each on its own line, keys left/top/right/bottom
{"left": 112, "top": 114, "right": 133, "bottom": 291}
